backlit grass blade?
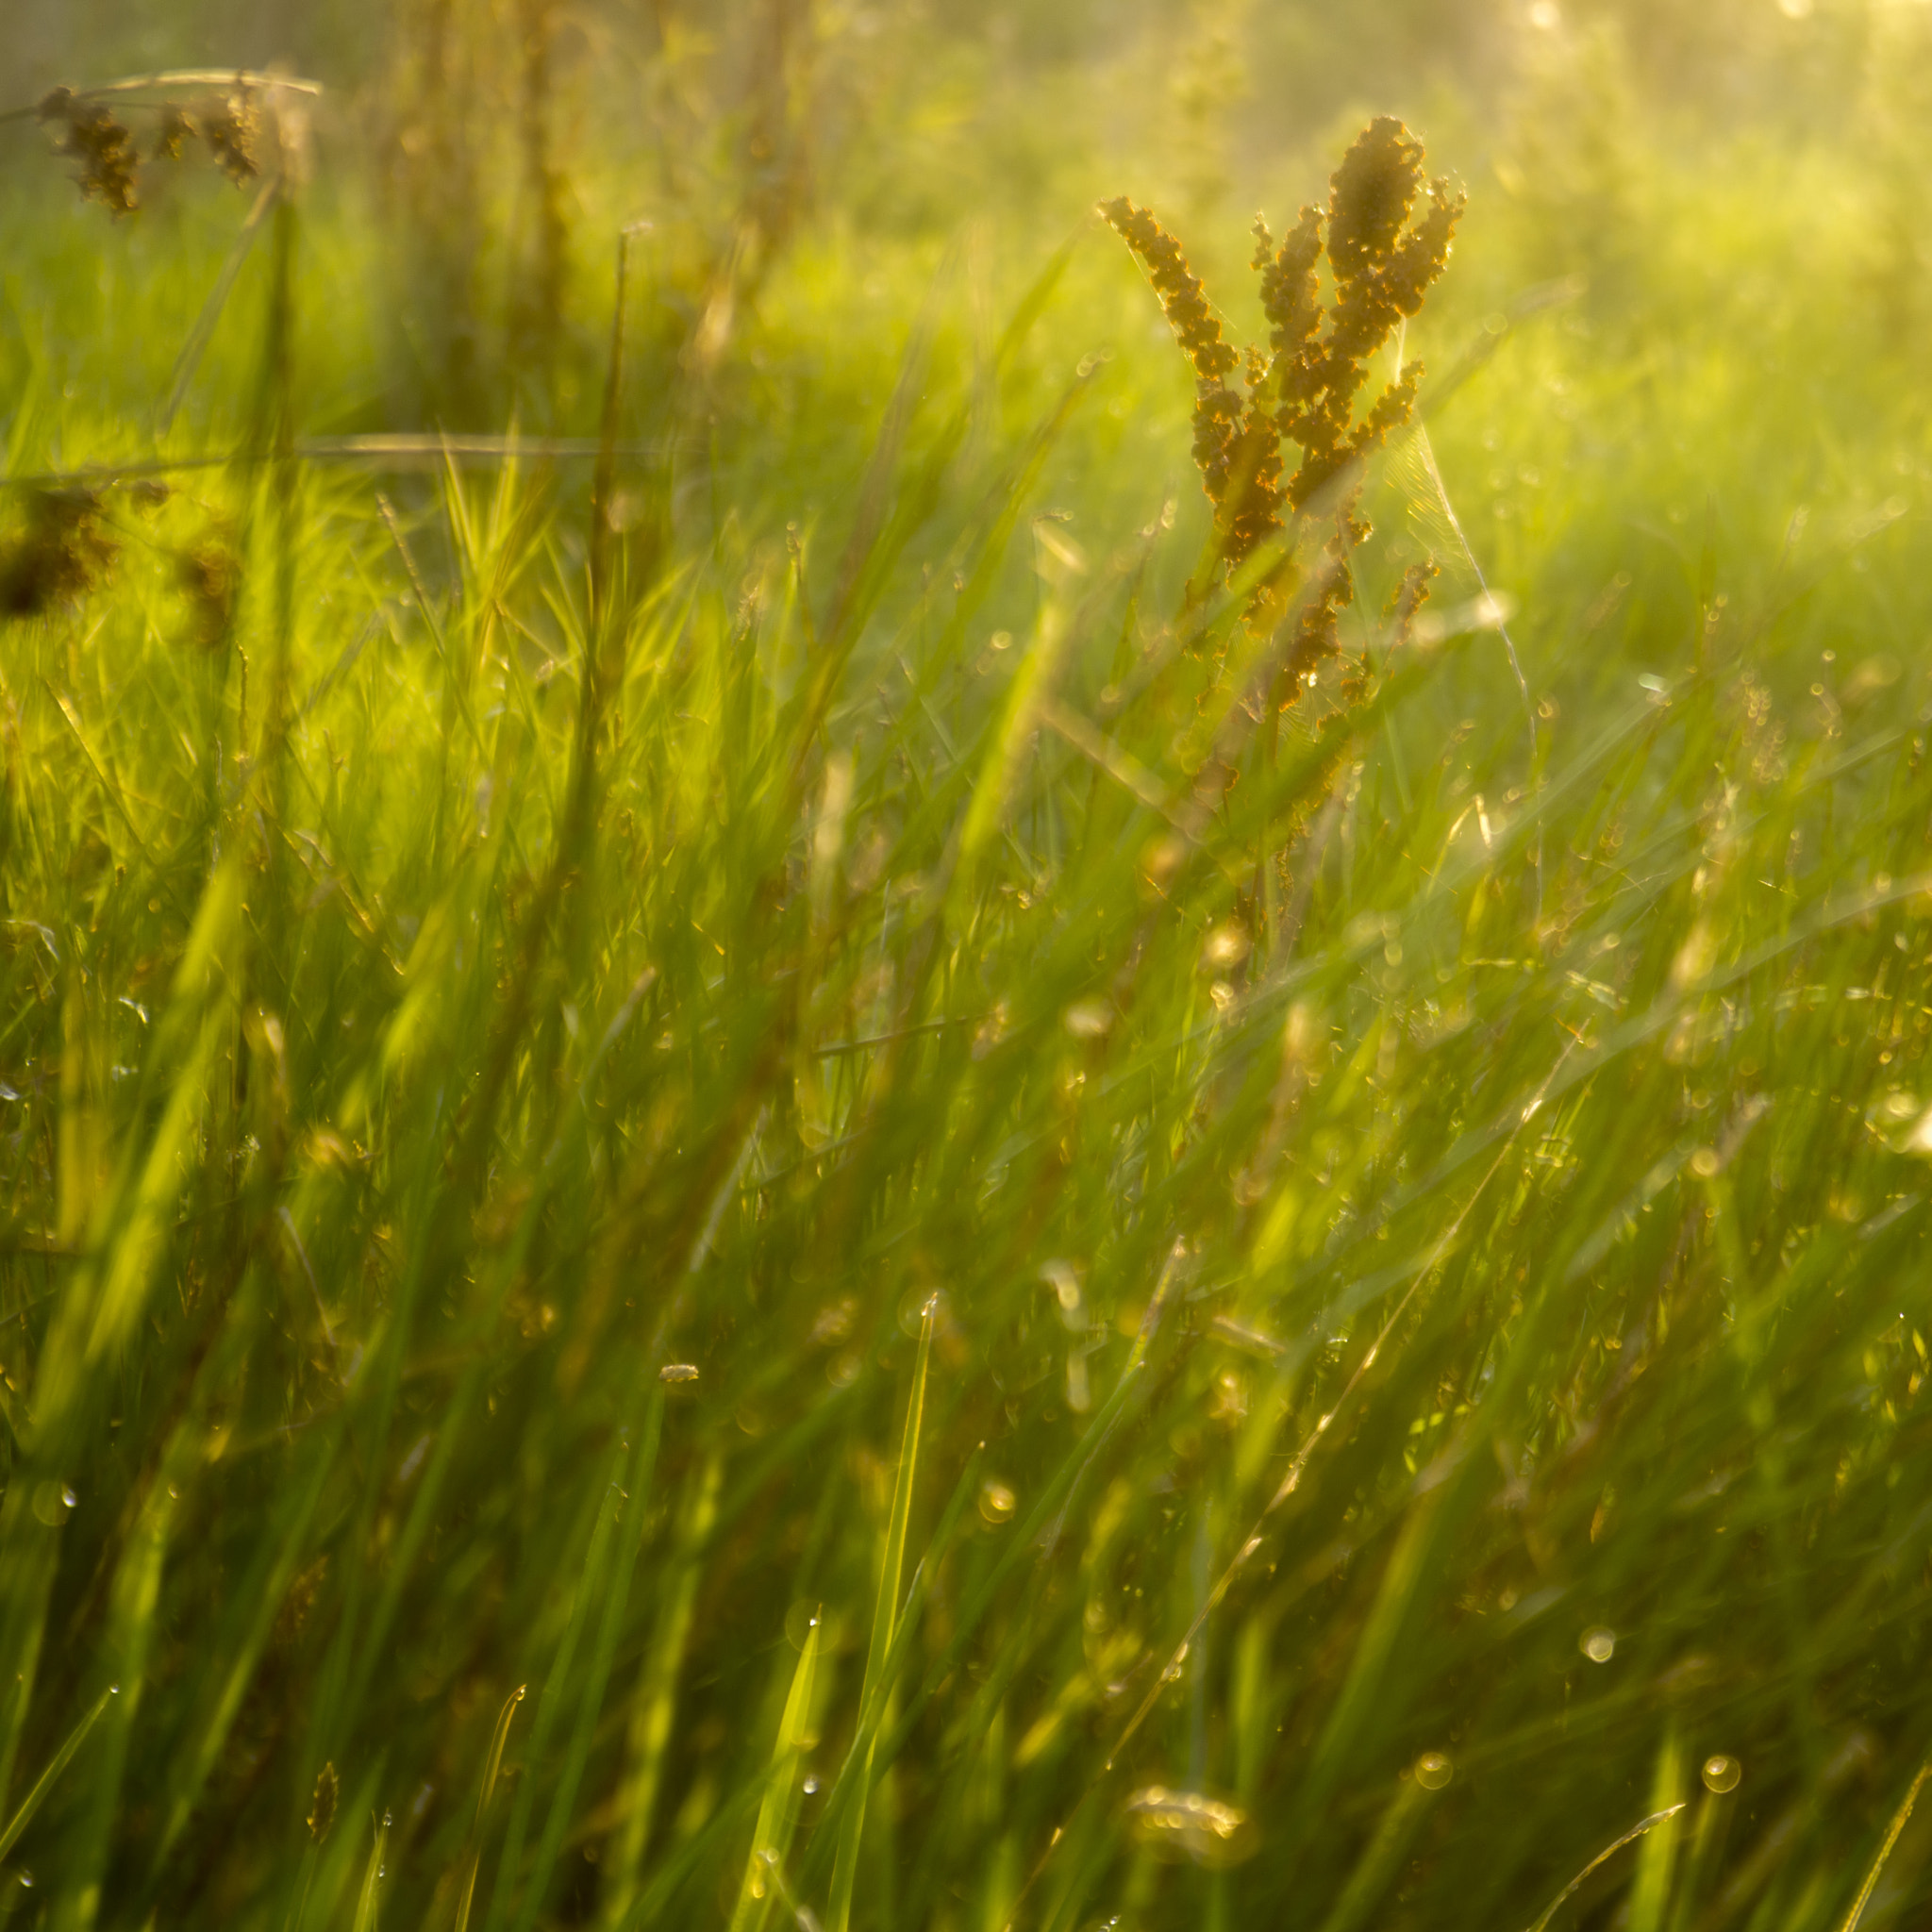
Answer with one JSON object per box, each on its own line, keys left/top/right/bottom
{"left": 349, "top": 1807, "right": 389, "bottom": 1932}
{"left": 1313, "top": 1778, "right": 1431, "bottom": 1932}
{"left": 511, "top": 1392, "right": 664, "bottom": 1932}
{"left": 824, "top": 1296, "right": 936, "bottom": 1932}
{"left": 485, "top": 1432, "right": 631, "bottom": 1932}
{"left": 725, "top": 1613, "right": 823, "bottom": 1932}
{"left": 1521, "top": 1806, "right": 1689, "bottom": 1932}
{"left": 452, "top": 1686, "right": 526, "bottom": 1932}
{"left": 0, "top": 1684, "right": 117, "bottom": 1866}
{"left": 1625, "top": 1731, "right": 1683, "bottom": 1932}
{"left": 1832, "top": 1754, "right": 1932, "bottom": 1932}
{"left": 602, "top": 1452, "right": 724, "bottom": 1928}
{"left": 797, "top": 1440, "right": 987, "bottom": 1898}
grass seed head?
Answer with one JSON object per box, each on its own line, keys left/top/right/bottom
{"left": 0, "top": 490, "right": 118, "bottom": 620}
{"left": 197, "top": 90, "right": 263, "bottom": 185}
{"left": 1104, "top": 116, "right": 1462, "bottom": 659}
{"left": 307, "top": 1761, "right": 339, "bottom": 1843}
{"left": 1100, "top": 196, "right": 1242, "bottom": 511}
{"left": 37, "top": 89, "right": 142, "bottom": 216}
{"left": 154, "top": 104, "right": 195, "bottom": 162}
{"left": 177, "top": 535, "right": 238, "bottom": 648}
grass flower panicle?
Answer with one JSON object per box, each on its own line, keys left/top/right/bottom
{"left": 28, "top": 75, "right": 286, "bottom": 218}
{"left": 35, "top": 90, "right": 142, "bottom": 215}
{"left": 1106, "top": 116, "right": 1463, "bottom": 703}
{"left": 0, "top": 490, "right": 118, "bottom": 618}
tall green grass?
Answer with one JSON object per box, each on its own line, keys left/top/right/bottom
{"left": 5, "top": 32, "right": 1932, "bottom": 1932}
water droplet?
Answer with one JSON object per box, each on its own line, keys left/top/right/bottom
{"left": 30, "top": 1481, "right": 72, "bottom": 1526}
{"left": 1124, "top": 1787, "right": 1255, "bottom": 1867}
{"left": 1414, "top": 1751, "right": 1453, "bottom": 1790}
{"left": 1581, "top": 1626, "right": 1617, "bottom": 1663}
{"left": 1062, "top": 999, "right": 1113, "bottom": 1040}
{"left": 978, "top": 1479, "right": 1016, "bottom": 1524}
{"left": 1702, "top": 1754, "right": 1741, "bottom": 1794}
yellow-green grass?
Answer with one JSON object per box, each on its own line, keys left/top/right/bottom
{"left": 4, "top": 42, "right": 1932, "bottom": 1932}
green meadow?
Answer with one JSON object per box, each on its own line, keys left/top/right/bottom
{"left": 5, "top": 5, "right": 1932, "bottom": 1927}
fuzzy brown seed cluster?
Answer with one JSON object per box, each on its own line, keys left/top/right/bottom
{"left": 1104, "top": 117, "right": 1464, "bottom": 708}
{"left": 35, "top": 83, "right": 264, "bottom": 216}
{"left": 307, "top": 1761, "right": 338, "bottom": 1844}
{"left": 36, "top": 90, "right": 142, "bottom": 216}
{"left": 197, "top": 90, "right": 263, "bottom": 186}
{"left": 0, "top": 491, "right": 118, "bottom": 620}
{"left": 1096, "top": 198, "right": 1242, "bottom": 506}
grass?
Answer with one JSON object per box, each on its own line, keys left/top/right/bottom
{"left": 5, "top": 13, "right": 1932, "bottom": 1930}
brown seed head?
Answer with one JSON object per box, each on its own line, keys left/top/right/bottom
{"left": 198, "top": 91, "right": 262, "bottom": 185}
{"left": 1104, "top": 118, "right": 1460, "bottom": 687}
{"left": 154, "top": 105, "right": 196, "bottom": 163}
{"left": 1101, "top": 196, "right": 1242, "bottom": 508}
{"left": 1326, "top": 117, "right": 1424, "bottom": 288}
{"left": 308, "top": 1761, "right": 338, "bottom": 1843}
{"left": 37, "top": 89, "right": 142, "bottom": 216}
{"left": 0, "top": 491, "right": 118, "bottom": 620}
{"left": 1384, "top": 558, "right": 1440, "bottom": 650}
{"left": 179, "top": 538, "right": 238, "bottom": 648}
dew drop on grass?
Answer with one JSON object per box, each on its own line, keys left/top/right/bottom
{"left": 1415, "top": 1751, "right": 1454, "bottom": 1790}
{"left": 1124, "top": 1787, "right": 1255, "bottom": 1866}
{"left": 1581, "top": 1626, "right": 1617, "bottom": 1663}
{"left": 31, "top": 1481, "right": 73, "bottom": 1526}
{"left": 1702, "top": 1755, "right": 1741, "bottom": 1793}
{"left": 1062, "top": 1000, "right": 1112, "bottom": 1040}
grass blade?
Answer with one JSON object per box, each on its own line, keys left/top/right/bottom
{"left": 0, "top": 1684, "right": 116, "bottom": 1866}
{"left": 602, "top": 1452, "right": 724, "bottom": 1927}
{"left": 1521, "top": 1805, "right": 1688, "bottom": 1932}
{"left": 350, "top": 1808, "right": 389, "bottom": 1932}
{"left": 511, "top": 1394, "right": 664, "bottom": 1932}
{"left": 453, "top": 1686, "right": 526, "bottom": 1932}
{"left": 1832, "top": 1754, "right": 1932, "bottom": 1932}
{"left": 725, "top": 1613, "right": 823, "bottom": 1932}
{"left": 824, "top": 1296, "right": 936, "bottom": 1932}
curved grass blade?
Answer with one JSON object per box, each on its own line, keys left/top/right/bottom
{"left": 1833, "top": 1754, "right": 1932, "bottom": 1932}
{"left": 452, "top": 1686, "right": 526, "bottom": 1932}
{"left": 0, "top": 1683, "right": 116, "bottom": 1865}
{"left": 1521, "top": 1804, "right": 1687, "bottom": 1932}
